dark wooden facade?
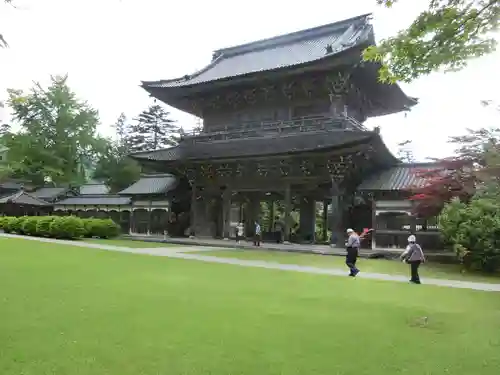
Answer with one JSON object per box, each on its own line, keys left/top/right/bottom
{"left": 130, "top": 14, "right": 437, "bottom": 248}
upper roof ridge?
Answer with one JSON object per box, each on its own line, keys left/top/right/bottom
{"left": 214, "top": 13, "right": 372, "bottom": 59}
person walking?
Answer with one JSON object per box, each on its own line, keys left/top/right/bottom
{"left": 400, "top": 235, "right": 425, "bottom": 284}
{"left": 345, "top": 228, "right": 360, "bottom": 277}
{"left": 254, "top": 221, "right": 261, "bottom": 247}
{"left": 236, "top": 222, "right": 244, "bottom": 244}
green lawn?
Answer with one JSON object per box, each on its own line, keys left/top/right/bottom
{"left": 195, "top": 249, "right": 500, "bottom": 284}
{"left": 82, "top": 238, "right": 178, "bottom": 248}
{"left": 1, "top": 238, "right": 500, "bottom": 375}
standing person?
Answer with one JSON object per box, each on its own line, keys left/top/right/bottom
{"left": 236, "top": 222, "right": 244, "bottom": 244}
{"left": 274, "top": 217, "right": 283, "bottom": 243}
{"left": 345, "top": 228, "right": 360, "bottom": 277}
{"left": 400, "top": 235, "right": 425, "bottom": 284}
{"left": 254, "top": 221, "right": 261, "bottom": 247}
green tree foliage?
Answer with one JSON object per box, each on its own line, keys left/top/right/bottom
{"left": 127, "top": 104, "right": 179, "bottom": 152}
{"left": 6, "top": 75, "right": 103, "bottom": 186}
{"left": 364, "top": 0, "right": 500, "bottom": 82}
{"left": 439, "top": 196, "right": 500, "bottom": 272}
{"left": 93, "top": 114, "right": 141, "bottom": 193}
{"left": 437, "top": 101, "right": 500, "bottom": 270}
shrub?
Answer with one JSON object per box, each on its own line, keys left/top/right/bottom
{"left": 0, "top": 216, "right": 12, "bottom": 231}
{"left": 22, "top": 216, "right": 40, "bottom": 236}
{"left": 48, "top": 216, "right": 85, "bottom": 240}
{"left": 83, "top": 218, "right": 98, "bottom": 238}
{"left": 2, "top": 215, "right": 120, "bottom": 241}
{"left": 1, "top": 216, "right": 15, "bottom": 233}
{"left": 0, "top": 216, "right": 6, "bottom": 229}
{"left": 84, "top": 218, "right": 120, "bottom": 239}
{"left": 36, "top": 216, "right": 56, "bottom": 237}
{"left": 439, "top": 196, "right": 500, "bottom": 272}
{"left": 11, "top": 217, "right": 27, "bottom": 234}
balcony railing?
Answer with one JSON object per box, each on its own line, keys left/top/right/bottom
{"left": 181, "top": 115, "right": 367, "bottom": 143}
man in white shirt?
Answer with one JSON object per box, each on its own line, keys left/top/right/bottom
{"left": 253, "top": 221, "right": 261, "bottom": 247}
{"left": 235, "top": 222, "right": 244, "bottom": 244}
{"left": 345, "top": 228, "right": 360, "bottom": 277}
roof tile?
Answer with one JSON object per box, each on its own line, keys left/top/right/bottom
{"left": 132, "top": 130, "right": 375, "bottom": 161}
{"left": 358, "top": 163, "right": 440, "bottom": 191}
{"left": 55, "top": 196, "right": 131, "bottom": 206}
{"left": 31, "top": 187, "right": 69, "bottom": 200}
{"left": 0, "top": 190, "right": 50, "bottom": 206}
{"left": 79, "top": 183, "right": 109, "bottom": 195}
{"left": 118, "top": 174, "right": 178, "bottom": 195}
{"left": 143, "top": 14, "right": 373, "bottom": 88}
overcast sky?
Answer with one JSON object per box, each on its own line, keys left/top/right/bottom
{"left": 1, "top": 0, "right": 499, "bottom": 161}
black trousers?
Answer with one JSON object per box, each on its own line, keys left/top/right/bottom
{"left": 254, "top": 234, "right": 261, "bottom": 246}
{"left": 275, "top": 231, "right": 283, "bottom": 244}
{"left": 408, "top": 260, "right": 422, "bottom": 283}
{"left": 346, "top": 247, "right": 359, "bottom": 273}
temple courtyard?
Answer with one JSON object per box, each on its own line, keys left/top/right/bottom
{"left": 1, "top": 236, "right": 500, "bottom": 374}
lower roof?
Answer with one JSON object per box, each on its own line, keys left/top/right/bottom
{"left": 118, "top": 174, "right": 178, "bottom": 195}
{"left": 131, "top": 130, "right": 383, "bottom": 162}
{"left": 31, "top": 187, "right": 70, "bottom": 201}
{"left": 0, "top": 190, "right": 51, "bottom": 206}
{"left": 55, "top": 195, "right": 131, "bottom": 206}
{"left": 358, "top": 163, "right": 440, "bottom": 191}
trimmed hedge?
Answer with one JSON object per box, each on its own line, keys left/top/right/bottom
{"left": 0, "top": 215, "right": 120, "bottom": 240}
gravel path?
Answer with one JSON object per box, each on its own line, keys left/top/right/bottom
{"left": 3, "top": 233, "right": 499, "bottom": 292}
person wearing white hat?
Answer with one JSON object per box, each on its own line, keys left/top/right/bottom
{"left": 400, "top": 234, "right": 425, "bottom": 284}
{"left": 345, "top": 228, "right": 360, "bottom": 277}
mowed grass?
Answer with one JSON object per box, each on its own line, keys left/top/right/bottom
{"left": 1, "top": 238, "right": 500, "bottom": 375}
{"left": 81, "top": 238, "right": 178, "bottom": 248}
{"left": 201, "top": 249, "right": 500, "bottom": 284}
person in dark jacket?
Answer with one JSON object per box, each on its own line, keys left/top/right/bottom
{"left": 400, "top": 235, "right": 426, "bottom": 284}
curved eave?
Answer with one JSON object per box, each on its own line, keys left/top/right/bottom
{"left": 357, "top": 62, "right": 417, "bottom": 116}
{"left": 368, "top": 133, "right": 399, "bottom": 167}
{"left": 129, "top": 130, "right": 398, "bottom": 165}
{"left": 141, "top": 42, "right": 371, "bottom": 101}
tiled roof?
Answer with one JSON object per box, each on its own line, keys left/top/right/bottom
{"left": 31, "top": 187, "right": 69, "bottom": 200}
{"left": 131, "top": 130, "right": 375, "bottom": 162}
{"left": 358, "top": 163, "right": 440, "bottom": 191}
{"left": 79, "top": 183, "right": 109, "bottom": 195}
{"left": 118, "top": 174, "right": 178, "bottom": 195}
{"left": 0, "top": 180, "right": 32, "bottom": 191}
{"left": 55, "top": 195, "right": 131, "bottom": 206}
{"left": 143, "top": 14, "right": 373, "bottom": 89}
{"left": 0, "top": 190, "right": 51, "bottom": 206}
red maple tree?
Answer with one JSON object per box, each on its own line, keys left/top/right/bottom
{"left": 407, "top": 158, "right": 475, "bottom": 217}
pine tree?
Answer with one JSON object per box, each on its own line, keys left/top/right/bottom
{"left": 93, "top": 114, "right": 141, "bottom": 193}
{"left": 113, "top": 113, "right": 128, "bottom": 148}
{"left": 128, "top": 105, "right": 179, "bottom": 152}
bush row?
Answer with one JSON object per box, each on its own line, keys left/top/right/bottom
{"left": 0, "top": 215, "right": 120, "bottom": 240}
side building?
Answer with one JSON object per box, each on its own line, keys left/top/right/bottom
{"left": 53, "top": 177, "right": 182, "bottom": 235}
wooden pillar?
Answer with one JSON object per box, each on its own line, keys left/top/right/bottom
{"left": 322, "top": 200, "right": 328, "bottom": 242}
{"left": 269, "top": 200, "right": 275, "bottom": 232}
{"left": 284, "top": 184, "right": 291, "bottom": 243}
{"left": 299, "top": 196, "right": 316, "bottom": 243}
{"left": 329, "top": 178, "right": 343, "bottom": 247}
{"left": 190, "top": 183, "right": 197, "bottom": 237}
{"left": 222, "top": 187, "right": 231, "bottom": 240}
{"left": 371, "top": 197, "right": 377, "bottom": 250}
{"left": 147, "top": 201, "right": 152, "bottom": 235}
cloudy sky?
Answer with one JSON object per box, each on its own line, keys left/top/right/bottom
{"left": 1, "top": 0, "right": 499, "bottom": 161}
